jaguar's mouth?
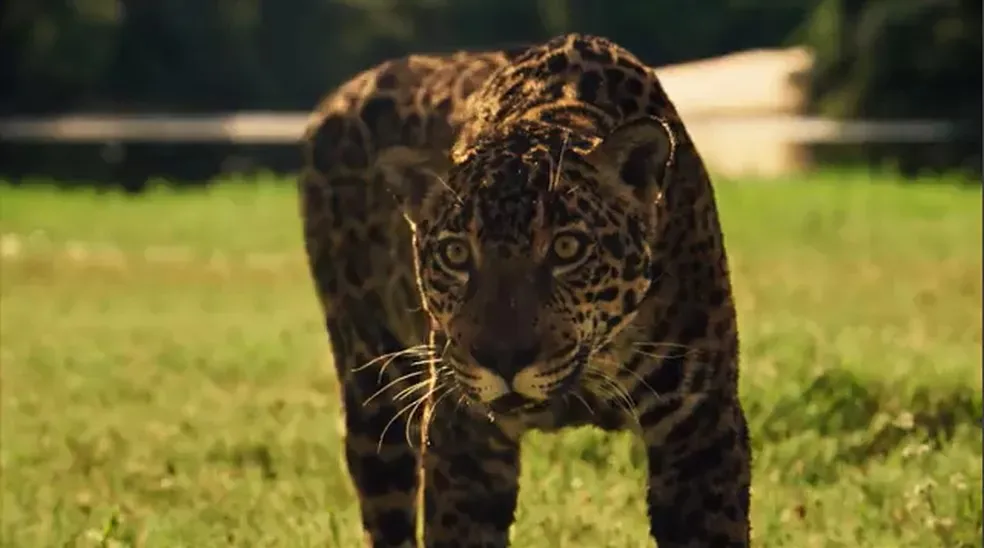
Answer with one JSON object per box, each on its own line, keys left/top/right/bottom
{"left": 487, "top": 392, "right": 546, "bottom": 414}
{"left": 484, "top": 346, "right": 592, "bottom": 415}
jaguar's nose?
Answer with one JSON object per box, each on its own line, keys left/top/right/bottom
{"left": 469, "top": 342, "right": 541, "bottom": 381}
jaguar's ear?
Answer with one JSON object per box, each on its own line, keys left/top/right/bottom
{"left": 585, "top": 116, "right": 676, "bottom": 203}
{"left": 377, "top": 147, "right": 453, "bottom": 227}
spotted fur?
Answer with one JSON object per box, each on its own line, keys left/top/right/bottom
{"left": 300, "top": 33, "right": 751, "bottom": 547}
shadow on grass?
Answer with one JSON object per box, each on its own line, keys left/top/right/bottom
{"left": 754, "top": 369, "right": 982, "bottom": 483}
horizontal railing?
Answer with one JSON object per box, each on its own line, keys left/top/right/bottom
{"left": 0, "top": 113, "right": 961, "bottom": 144}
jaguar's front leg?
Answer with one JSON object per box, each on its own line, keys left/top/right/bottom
{"left": 336, "top": 333, "right": 422, "bottom": 548}
{"left": 419, "top": 416, "right": 521, "bottom": 548}
{"left": 641, "top": 395, "right": 751, "bottom": 548}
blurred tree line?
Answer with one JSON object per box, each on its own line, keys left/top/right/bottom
{"left": 799, "top": 0, "right": 981, "bottom": 176}
{"left": 0, "top": 0, "right": 979, "bottom": 186}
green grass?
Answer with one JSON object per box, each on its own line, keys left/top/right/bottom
{"left": 1, "top": 171, "right": 981, "bottom": 547}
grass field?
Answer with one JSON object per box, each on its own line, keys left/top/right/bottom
{"left": 1, "top": 171, "right": 981, "bottom": 547}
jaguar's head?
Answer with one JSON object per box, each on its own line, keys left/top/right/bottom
{"left": 388, "top": 117, "right": 676, "bottom": 414}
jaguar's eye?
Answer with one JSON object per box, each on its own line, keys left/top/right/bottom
{"left": 549, "top": 231, "right": 591, "bottom": 266}
{"left": 437, "top": 238, "right": 472, "bottom": 271}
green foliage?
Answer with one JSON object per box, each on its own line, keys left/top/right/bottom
{"left": 799, "top": 0, "right": 981, "bottom": 174}
{"left": 1, "top": 173, "right": 981, "bottom": 546}
{"left": 802, "top": 0, "right": 980, "bottom": 120}
{"left": 2, "top": 0, "right": 813, "bottom": 113}
{"left": 0, "top": 0, "right": 120, "bottom": 109}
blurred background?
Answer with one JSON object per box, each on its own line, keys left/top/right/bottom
{"left": 1, "top": 2, "right": 981, "bottom": 547}
{"left": 0, "top": 0, "right": 981, "bottom": 188}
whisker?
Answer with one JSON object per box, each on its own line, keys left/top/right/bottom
{"left": 404, "top": 379, "right": 450, "bottom": 449}
{"left": 617, "top": 363, "right": 663, "bottom": 401}
{"left": 365, "top": 335, "right": 465, "bottom": 452}
{"left": 549, "top": 131, "right": 570, "bottom": 193}
{"left": 388, "top": 365, "right": 451, "bottom": 403}
{"left": 402, "top": 356, "right": 444, "bottom": 381}
{"left": 412, "top": 333, "right": 447, "bottom": 450}
{"left": 593, "top": 385, "right": 633, "bottom": 422}
{"left": 363, "top": 370, "right": 429, "bottom": 406}
{"left": 570, "top": 392, "right": 595, "bottom": 415}
{"left": 586, "top": 369, "right": 635, "bottom": 408}
{"left": 631, "top": 341, "right": 696, "bottom": 352}
{"left": 393, "top": 378, "right": 438, "bottom": 401}
{"left": 355, "top": 345, "right": 436, "bottom": 386}
{"left": 377, "top": 387, "right": 432, "bottom": 453}
{"left": 379, "top": 348, "right": 439, "bottom": 382}
{"left": 377, "top": 367, "right": 450, "bottom": 453}
{"left": 420, "top": 385, "right": 456, "bottom": 443}
{"left": 424, "top": 168, "right": 462, "bottom": 205}
{"left": 630, "top": 348, "right": 696, "bottom": 362}
{"left": 593, "top": 355, "right": 662, "bottom": 404}
{"left": 403, "top": 388, "right": 433, "bottom": 449}
{"left": 355, "top": 344, "right": 433, "bottom": 371}
{"left": 584, "top": 369, "right": 640, "bottom": 427}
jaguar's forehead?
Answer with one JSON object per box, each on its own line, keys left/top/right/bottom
{"left": 447, "top": 132, "right": 596, "bottom": 243}
{"left": 469, "top": 182, "right": 540, "bottom": 243}
{"left": 444, "top": 156, "right": 595, "bottom": 244}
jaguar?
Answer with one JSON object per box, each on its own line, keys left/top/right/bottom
{"left": 298, "top": 32, "right": 751, "bottom": 547}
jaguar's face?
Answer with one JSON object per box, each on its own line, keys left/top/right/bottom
{"left": 394, "top": 117, "right": 675, "bottom": 414}
{"left": 413, "top": 168, "right": 659, "bottom": 414}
